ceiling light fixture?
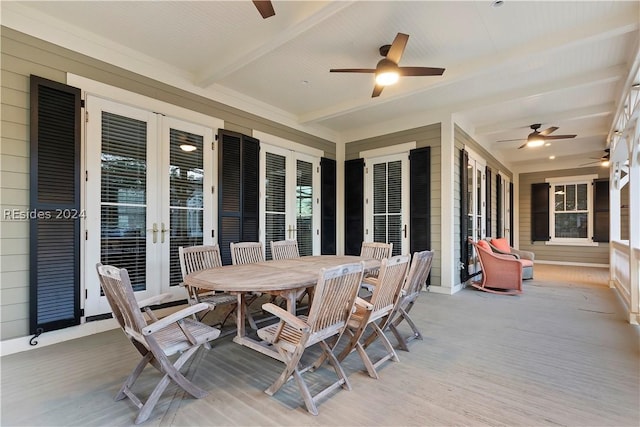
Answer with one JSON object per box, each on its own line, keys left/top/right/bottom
{"left": 375, "top": 59, "right": 399, "bottom": 86}
{"left": 601, "top": 159, "right": 610, "bottom": 167}
{"left": 549, "top": 155, "right": 556, "bottom": 160}
{"left": 180, "top": 144, "right": 197, "bottom": 152}
{"left": 526, "top": 135, "right": 545, "bottom": 148}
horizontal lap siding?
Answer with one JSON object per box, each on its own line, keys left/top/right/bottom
{"left": 345, "top": 124, "right": 442, "bottom": 286}
{"left": 0, "top": 26, "right": 335, "bottom": 340}
{"left": 519, "top": 168, "right": 609, "bottom": 265}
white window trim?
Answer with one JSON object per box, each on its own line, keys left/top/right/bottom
{"left": 360, "top": 141, "right": 416, "bottom": 159}
{"left": 545, "top": 174, "right": 599, "bottom": 247}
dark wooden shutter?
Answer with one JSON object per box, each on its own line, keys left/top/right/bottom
{"left": 509, "top": 181, "right": 514, "bottom": 246}
{"left": 29, "top": 75, "right": 81, "bottom": 335}
{"left": 344, "top": 158, "right": 364, "bottom": 255}
{"left": 593, "top": 179, "right": 609, "bottom": 242}
{"left": 409, "top": 147, "right": 431, "bottom": 254}
{"left": 486, "top": 166, "right": 492, "bottom": 237}
{"left": 496, "top": 174, "right": 502, "bottom": 238}
{"left": 218, "top": 129, "right": 259, "bottom": 265}
{"left": 321, "top": 157, "right": 337, "bottom": 254}
{"left": 531, "top": 183, "right": 550, "bottom": 242}
{"left": 460, "top": 149, "right": 469, "bottom": 282}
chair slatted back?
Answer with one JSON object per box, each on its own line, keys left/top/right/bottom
{"left": 307, "top": 262, "right": 364, "bottom": 335}
{"left": 179, "top": 245, "right": 222, "bottom": 278}
{"left": 370, "top": 254, "right": 411, "bottom": 314}
{"left": 96, "top": 263, "right": 147, "bottom": 341}
{"left": 360, "top": 242, "right": 393, "bottom": 259}
{"left": 230, "top": 242, "right": 265, "bottom": 265}
{"left": 403, "top": 250, "right": 434, "bottom": 298}
{"left": 270, "top": 240, "right": 300, "bottom": 260}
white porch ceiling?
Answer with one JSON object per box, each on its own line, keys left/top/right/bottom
{"left": 3, "top": 1, "right": 638, "bottom": 171}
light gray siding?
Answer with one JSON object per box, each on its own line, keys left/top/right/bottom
{"left": 519, "top": 168, "right": 609, "bottom": 265}
{"left": 345, "top": 123, "right": 442, "bottom": 287}
{"left": 0, "top": 26, "right": 334, "bottom": 340}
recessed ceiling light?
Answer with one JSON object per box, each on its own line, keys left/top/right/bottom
{"left": 544, "top": 142, "right": 551, "bottom": 147}
{"left": 549, "top": 155, "right": 556, "bottom": 160}
{"left": 491, "top": 0, "right": 504, "bottom": 8}
{"left": 300, "top": 80, "right": 310, "bottom": 85}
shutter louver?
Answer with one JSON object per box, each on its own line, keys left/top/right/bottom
{"left": 409, "top": 147, "right": 431, "bottom": 255}
{"left": 486, "top": 166, "right": 492, "bottom": 237}
{"left": 218, "top": 130, "right": 259, "bottom": 264}
{"left": 496, "top": 175, "right": 502, "bottom": 238}
{"left": 531, "top": 183, "right": 550, "bottom": 241}
{"left": 459, "top": 149, "right": 469, "bottom": 282}
{"left": 320, "top": 157, "right": 336, "bottom": 255}
{"left": 344, "top": 159, "right": 364, "bottom": 255}
{"left": 593, "top": 179, "right": 609, "bottom": 242}
{"left": 30, "top": 75, "right": 81, "bottom": 335}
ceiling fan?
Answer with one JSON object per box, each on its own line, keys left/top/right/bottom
{"left": 580, "top": 149, "right": 610, "bottom": 166}
{"left": 497, "top": 124, "right": 577, "bottom": 149}
{"left": 330, "top": 32, "right": 445, "bottom": 97}
{"left": 252, "top": 0, "right": 275, "bottom": 19}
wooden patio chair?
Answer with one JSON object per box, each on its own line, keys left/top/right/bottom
{"left": 179, "top": 244, "right": 237, "bottom": 329}
{"left": 230, "top": 241, "right": 265, "bottom": 328}
{"left": 96, "top": 263, "right": 220, "bottom": 425}
{"left": 256, "top": 262, "right": 364, "bottom": 415}
{"left": 270, "top": 239, "right": 300, "bottom": 260}
{"left": 469, "top": 239, "right": 523, "bottom": 295}
{"left": 270, "top": 240, "right": 310, "bottom": 308}
{"left": 385, "top": 250, "right": 434, "bottom": 351}
{"left": 360, "top": 241, "right": 393, "bottom": 291}
{"left": 336, "top": 254, "right": 411, "bottom": 379}
{"left": 230, "top": 241, "right": 265, "bottom": 264}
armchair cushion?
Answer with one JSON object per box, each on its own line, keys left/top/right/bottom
{"left": 491, "top": 238, "right": 511, "bottom": 253}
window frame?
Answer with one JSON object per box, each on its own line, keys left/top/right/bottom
{"left": 545, "top": 175, "right": 598, "bottom": 246}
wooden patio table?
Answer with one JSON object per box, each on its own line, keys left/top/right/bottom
{"left": 184, "top": 255, "right": 380, "bottom": 360}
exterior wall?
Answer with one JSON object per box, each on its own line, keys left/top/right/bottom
{"left": 453, "top": 125, "right": 513, "bottom": 285}
{"left": 0, "top": 26, "right": 334, "bottom": 340}
{"left": 344, "top": 123, "right": 442, "bottom": 286}
{"left": 519, "top": 167, "right": 610, "bottom": 265}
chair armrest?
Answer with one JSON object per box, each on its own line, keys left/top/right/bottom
{"left": 261, "top": 303, "right": 310, "bottom": 332}
{"left": 137, "top": 292, "right": 172, "bottom": 309}
{"left": 511, "top": 248, "right": 534, "bottom": 261}
{"left": 355, "top": 297, "right": 374, "bottom": 311}
{"left": 142, "top": 302, "right": 210, "bottom": 335}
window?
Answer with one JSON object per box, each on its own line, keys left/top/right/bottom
{"left": 546, "top": 175, "right": 597, "bottom": 244}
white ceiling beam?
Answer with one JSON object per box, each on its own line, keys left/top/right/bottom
{"left": 476, "top": 103, "right": 615, "bottom": 136}
{"left": 300, "top": 10, "right": 638, "bottom": 124}
{"left": 194, "top": 1, "right": 355, "bottom": 88}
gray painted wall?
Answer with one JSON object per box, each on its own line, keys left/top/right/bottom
{"left": 518, "top": 168, "right": 610, "bottom": 265}
{"left": 0, "top": 26, "right": 334, "bottom": 340}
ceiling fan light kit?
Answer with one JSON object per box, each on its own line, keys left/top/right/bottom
{"left": 330, "top": 32, "right": 445, "bottom": 97}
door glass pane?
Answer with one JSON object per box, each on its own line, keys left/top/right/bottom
{"left": 169, "top": 129, "right": 204, "bottom": 286}
{"left": 296, "top": 159, "right": 313, "bottom": 256}
{"left": 101, "top": 112, "right": 147, "bottom": 291}
{"left": 265, "top": 152, "right": 286, "bottom": 259}
{"left": 372, "top": 160, "right": 402, "bottom": 255}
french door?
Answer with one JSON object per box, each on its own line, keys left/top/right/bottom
{"left": 84, "top": 96, "right": 214, "bottom": 316}
{"left": 260, "top": 144, "right": 320, "bottom": 259}
{"left": 364, "top": 153, "right": 409, "bottom": 256}
{"left": 467, "top": 153, "right": 486, "bottom": 276}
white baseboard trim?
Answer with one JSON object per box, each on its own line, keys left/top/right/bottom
{"left": 428, "top": 282, "right": 464, "bottom": 295}
{"left": 0, "top": 318, "right": 119, "bottom": 357}
{"left": 535, "top": 260, "right": 609, "bottom": 268}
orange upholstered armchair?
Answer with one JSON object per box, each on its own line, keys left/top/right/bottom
{"left": 470, "top": 239, "right": 523, "bottom": 295}
{"left": 486, "top": 237, "right": 534, "bottom": 279}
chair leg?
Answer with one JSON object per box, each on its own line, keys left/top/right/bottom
{"left": 371, "top": 322, "right": 399, "bottom": 364}
{"left": 133, "top": 345, "right": 207, "bottom": 424}
{"left": 292, "top": 368, "right": 318, "bottom": 416}
{"left": 265, "top": 345, "right": 305, "bottom": 396}
{"left": 116, "top": 350, "right": 153, "bottom": 401}
{"left": 319, "top": 340, "right": 351, "bottom": 391}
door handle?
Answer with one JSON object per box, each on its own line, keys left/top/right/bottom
{"left": 161, "top": 222, "right": 170, "bottom": 243}
{"left": 147, "top": 223, "right": 158, "bottom": 244}
{"left": 403, "top": 224, "right": 407, "bottom": 238}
